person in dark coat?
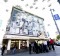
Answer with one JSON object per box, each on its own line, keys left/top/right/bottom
{"left": 29, "top": 43, "right": 32, "bottom": 54}
{"left": 1, "top": 45, "right": 6, "bottom": 56}
{"left": 47, "top": 40, "right": 50, "bottom": 51}
{"left": 34, "top": 42, "right": 38, "bottom": 54}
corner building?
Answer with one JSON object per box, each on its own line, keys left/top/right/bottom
{"left": 3, "top": 7, "right": 46, "bottom": 51}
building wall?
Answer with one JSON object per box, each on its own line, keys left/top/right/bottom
{"left": 0, "top": 0, "right": 59, "bottom": 44}
{"left": 6, "top": 7, "right": 45, "bottom": 37}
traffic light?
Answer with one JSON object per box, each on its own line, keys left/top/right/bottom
{"left": 58, "top": 0, "right": 60, "bottom": 4}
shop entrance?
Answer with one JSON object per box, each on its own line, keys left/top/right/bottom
{"left": 11, "top": 40, "right": 27, "bottom": 50}
{"left": 2, "top": 39, "right": 8, "bottom": 47}
{"left": 11, "top": 40, "right": 19, "bottom": 49}
{"left": 20, "top": 40, "right": 27, "bottom": 49}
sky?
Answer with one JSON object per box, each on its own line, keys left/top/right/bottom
{"left": 0, "top": 0, "right": 60, "bottom": 44}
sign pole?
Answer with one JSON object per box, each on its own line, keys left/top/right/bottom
{"left": 50, "top": 9, "right": 60, "bottom": 35}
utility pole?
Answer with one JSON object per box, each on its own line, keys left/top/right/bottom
{"left": 50, "top": 9, "right": 60, "bottom": 35}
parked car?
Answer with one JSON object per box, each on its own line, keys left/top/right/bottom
{"left": 55, "top": 41, "right": 60, "bottom": 46}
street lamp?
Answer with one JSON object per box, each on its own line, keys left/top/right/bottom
{"left": 50, "top": 9, "right": 60, "bottom": 35}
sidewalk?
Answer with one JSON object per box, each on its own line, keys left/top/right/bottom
{"left": 2, "top": 46, "right": 60, "bottom": 56}
{"left": 4, "top": 50, "right": 56, "bottom": 56}
{"left": 55, "top": 46, "right": 60, "bottom": 56}
{"left": 5, "top": 51, "right": 56, "bottom": 56}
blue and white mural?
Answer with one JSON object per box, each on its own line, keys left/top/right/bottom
{"left": 6, "top": 7, "right": 44, "bottom": 37}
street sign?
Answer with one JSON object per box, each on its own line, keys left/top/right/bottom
{"left": 53, "top": 14, "right": 60, "bottom": 20}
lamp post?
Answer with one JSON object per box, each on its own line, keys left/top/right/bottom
{"left": 50, "top": 9, "right": 60, "bottom": 35}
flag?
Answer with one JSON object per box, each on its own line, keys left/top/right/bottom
{"left": 53, "top": 14, "right": 60, "bottom": 20}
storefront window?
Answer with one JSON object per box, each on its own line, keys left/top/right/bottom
{"left": 11, "top": 40, "right": 19, "bottom": 49}
{"left": 20, "top": 40, "right": 27, "bottom": 49}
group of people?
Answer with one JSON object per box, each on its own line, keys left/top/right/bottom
{"left": 1, "top": 38, "right": 55, "bottom": 55}
{"left": 29, "top": 38, "right": 55, "bottom": 54}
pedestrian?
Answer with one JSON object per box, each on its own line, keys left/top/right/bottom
{"left": 12, "top": 47, "right": 16, "bottom": 54}
{"left": 29, "top": 42, "right": 32, "bottom": 54}
{"left": 43, "top": 41, "right": 48, "bottom": 52}
{"left": 31, "top": 42, "right": 35, "bottom": 52}
{"left": 34, "top": 42, "right": 38, "bottom": 54}
{"left": 49, "top": 38, "right": 55, "bottom": 50}
{"left": 1, "top": 45, "right": 6, "bottom": 56}
{"left": 39, "top": 44, "right": 43, "bottom": 53}
{"left": 12, "top": 44, "right": 17, "bottom": 54}
{"left": 47, "top": 40, "right": 51, "bottom": 50}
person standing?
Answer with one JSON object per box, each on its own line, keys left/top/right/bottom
{"left": 29, "top": 43, "right": 32, "bottom": 54}
{"left": 34, "top": 42, "right": 38, "bottom": 54}
{"left": 43, "top": 41, "right": 48, "bottom": 52}
{"left": 31, "top": 42, "right": 34, "bottom": 52}
{"left": 49, "top": 38, "right": 55, "bottom": 50}
{"left": 47, "top": 40, "right": 50, "bottom": 51}
{"left": 1, "top": 45, "right": 6, "bottom": 56}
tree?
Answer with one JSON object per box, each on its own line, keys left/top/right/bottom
{"left": 56, "top": 35, "right": 60, "bottom": 40}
